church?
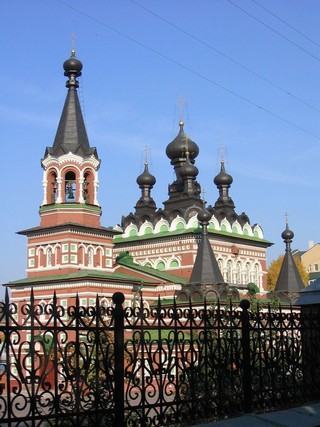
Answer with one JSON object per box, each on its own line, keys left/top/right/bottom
{"left": 5, "top": 50, "right": 272, "bottom": 311}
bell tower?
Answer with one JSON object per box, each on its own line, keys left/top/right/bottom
{"left": 18, "top": 50, "right": 116, "bottom": 279}
{"left": 40, "top": 49, "right": 101, "bottom": 228}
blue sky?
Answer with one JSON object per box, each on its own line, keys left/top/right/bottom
{"left": 1, "top": 0, "right": 320, "bottom": 296}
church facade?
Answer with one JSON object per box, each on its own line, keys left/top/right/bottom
{"left": 6, "top": 50, "right": 271, "bottom": 313}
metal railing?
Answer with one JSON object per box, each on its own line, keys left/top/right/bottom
{"left": 0, "top": 290, "right": 319, "bottom": 426}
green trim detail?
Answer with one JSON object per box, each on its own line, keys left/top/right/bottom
{"left": 39, "top": 203, "right": 101, "bottom": 213}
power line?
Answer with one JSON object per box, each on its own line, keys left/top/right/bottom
{"left": 129, "top": 0, "right": 320, "bottom": 113}
{"left": 55, "top": 0, "right": 320, "bottom": 141}
{"left": 251, "top": 0, "right": 320, "bottom": 49}
{"left": 227, "top": 0, "right": 320, "bottom": 63}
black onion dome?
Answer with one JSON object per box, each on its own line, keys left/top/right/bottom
{"left": 166, "top": 121, "right": 199, "bottom": 161}
{"left": 197, "top": 206, "right": 212, "bottom": 223}
{"left": 179, "top": 154, "right": 199, "bottom": 178}
{"left": 282, "top": 224, "right": 294, "bottom": 241}
{"left": 214, "top": 160, "right": 233, "bottom": 186}
{"left": 136, "top": 162, "right": 156, "bottom": 186}
{"left": 63, "top": 50, "right": 83, "bottom": 75}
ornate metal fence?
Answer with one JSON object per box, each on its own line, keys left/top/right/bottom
{"left": 0, "top": 290, "right": 319, "bottom": 426}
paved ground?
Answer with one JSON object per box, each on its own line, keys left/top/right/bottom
{"left": 196, "top": 401, "right": 320, "bottom": 427}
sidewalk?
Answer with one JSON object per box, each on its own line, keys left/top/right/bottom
{"left": 196, "top": 401, "right": 320, "bottom": 427}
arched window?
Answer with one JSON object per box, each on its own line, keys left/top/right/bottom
{"left": 129, "top": 228, "right": 137, "bottom": 237}
{"left": 236, "top": 262, "right": 241, "bottom": 285}
{"left": 169, "top": 260, "right": 179, "bottom": 268}
{"left": 144, "top": 227, "right": 152, "bottom": 235}
{"left": 227, "top": 260, "right": 232, "bottom": 283}
{"left": 65, "top": 171, "right": 76, "bottom": 203}
{"left": 88, "top": 248, "right": 94, "bottom": 267}
{"left": 83, "top": 171, "right": 93, "bottom": 204}
{"left": 156, "top": 261, "right": 165, "bottom": 271}
{"left": 47, "top": 248, "right": 53, "bottom": 267}
{"left": 47, "top": 171, "right": 57, "bottom": 204}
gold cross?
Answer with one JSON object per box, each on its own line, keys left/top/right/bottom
{"left": 219, "top": 144, "right": 225, "bottom": 162}
{"left": 285, "top": 212, "right": 288, "bottom": 225}
{"left": 71, "top": 33, "right": 76, "bottom": 55}
{"left": 177, "top": 96, "right": 187, "bottom": 121}
{"left": 144, "top": 145, "right": 150, "bottom": 164}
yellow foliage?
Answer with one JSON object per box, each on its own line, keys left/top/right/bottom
{"left": 267, "top": 254, "right": 308, "bottom": 291}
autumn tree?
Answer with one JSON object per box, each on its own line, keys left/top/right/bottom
{"left": 267, "top": 255, "right": 308, "bottom": 291}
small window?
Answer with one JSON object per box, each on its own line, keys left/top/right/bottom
{"left": 62, "top": 255, "right": 69, "bottom": 263}
{"left": 70, "top": 244, "right": 77, "bottom": 253}
{"left": 170, "top": 260, "right": 179, "bottom": 268}
{"left": 315, "top": 264, "right": 319, "bottom": 271}
{"left": 157, "top": 261, "right": 165, "bottom": 271}
{"left": 144, "top": 226, "right": 152, "bottom": 235}
{"left": 62, "top": 244, "right": 69, "bottom": 253}
{"left": 28, "top": 248, "right": 35, "bottom": 257}
{"left": 70, "top": 255, "right": 77, "bottom": 264}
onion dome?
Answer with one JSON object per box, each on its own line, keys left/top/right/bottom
{"left": 179, "top": 153, "right": 199, "bottom": 179}
{"left": 282, "top": 223, "right": 294, "bottom": 243}
{"left": 63, "top": 49, "right": 83, "bottom": 75}
{"left": 136, "top": 162, "right": 156, "bottom": 187}
{"left": 197, "top": 206, "right": 212, "bottom": 224}
{"left": 214, "top": 160, "right": 233, "bottom": 187}
{"left": 166, "top": 121, "right": 199, "bottom": 161}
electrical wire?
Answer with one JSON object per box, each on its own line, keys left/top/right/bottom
{"left": 129, "top": 0, "right": 320, "bottom": 113}
{"left": 251, "top": 0, "right": 320, "bottom": 49}
{"left": 55, "top": 0, "right": 320, "bottom": 141}
{"left": 227, "top": 0, "right": 320, "bottom": 63}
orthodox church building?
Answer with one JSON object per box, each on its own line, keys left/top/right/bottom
{"left": 5, "top": 50, "right": 271, "bottom": 311}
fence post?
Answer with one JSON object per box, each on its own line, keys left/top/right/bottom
{"left": 113, "top": 292, "right": 125, "bottom": 427}
{"left": 240, "top": 299, "right": 252, "bottom": 413}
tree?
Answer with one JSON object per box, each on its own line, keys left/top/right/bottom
{"left": 267, "top": 255, "right": 308, "bottom": 291}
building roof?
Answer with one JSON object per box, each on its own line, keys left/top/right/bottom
{"left": 188, "top": 207, "right": 224, "bottom": 285}
{"left": 274, "top": 223, "right": 304, "bottom": 295}
{"left": 43, "top": 50, "right": 99, "bottom": 160}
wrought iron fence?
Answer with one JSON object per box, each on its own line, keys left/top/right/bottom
{"left": 0, "top": 290, "right": 319, "bottom": 426}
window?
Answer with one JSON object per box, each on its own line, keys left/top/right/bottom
{"left": 170, "top": 260, "right": 179, "bottom": 268}
{"left": 62, "top": 244, "right": 68, "bottom": 253}
{"left": 70, "top": 244, "right": 77, "bottom": 253}
{"left": 157, "top": 261, "right": 165, "bottom": 271}
{"left": 47, "top": 248, "right": 52, "bottom": 266}
{"left": 28, "top": 248, "right": 35, "bottom": 257}
{"left": 70, "top": 255, "right": 77, "bottom": 263}
{"left": 88, "top": 248, "right": 94, "bottom": 267}
{"left": 65, "top": 171, "right": 76, "bottom": 203}
{"left": 105, "top": 259, "right": 112, "bottom": 267}
{"left": 62, "top": 255, "right": 68, "bottom": 263}
{"left": 28, "top": 259, "right": 35, "bottom": 268}
{"left": 315, "top": 264, "right": 319, "bottom": 271}
{"left": 105, "top": 248, "right": 111, "bottom": 256}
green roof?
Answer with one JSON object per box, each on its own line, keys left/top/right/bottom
{"left": 5, "top": 269, "right": 155, "bottom": 286}
{"left": 116, "top": 252, "right": 187, "bottom": 284}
